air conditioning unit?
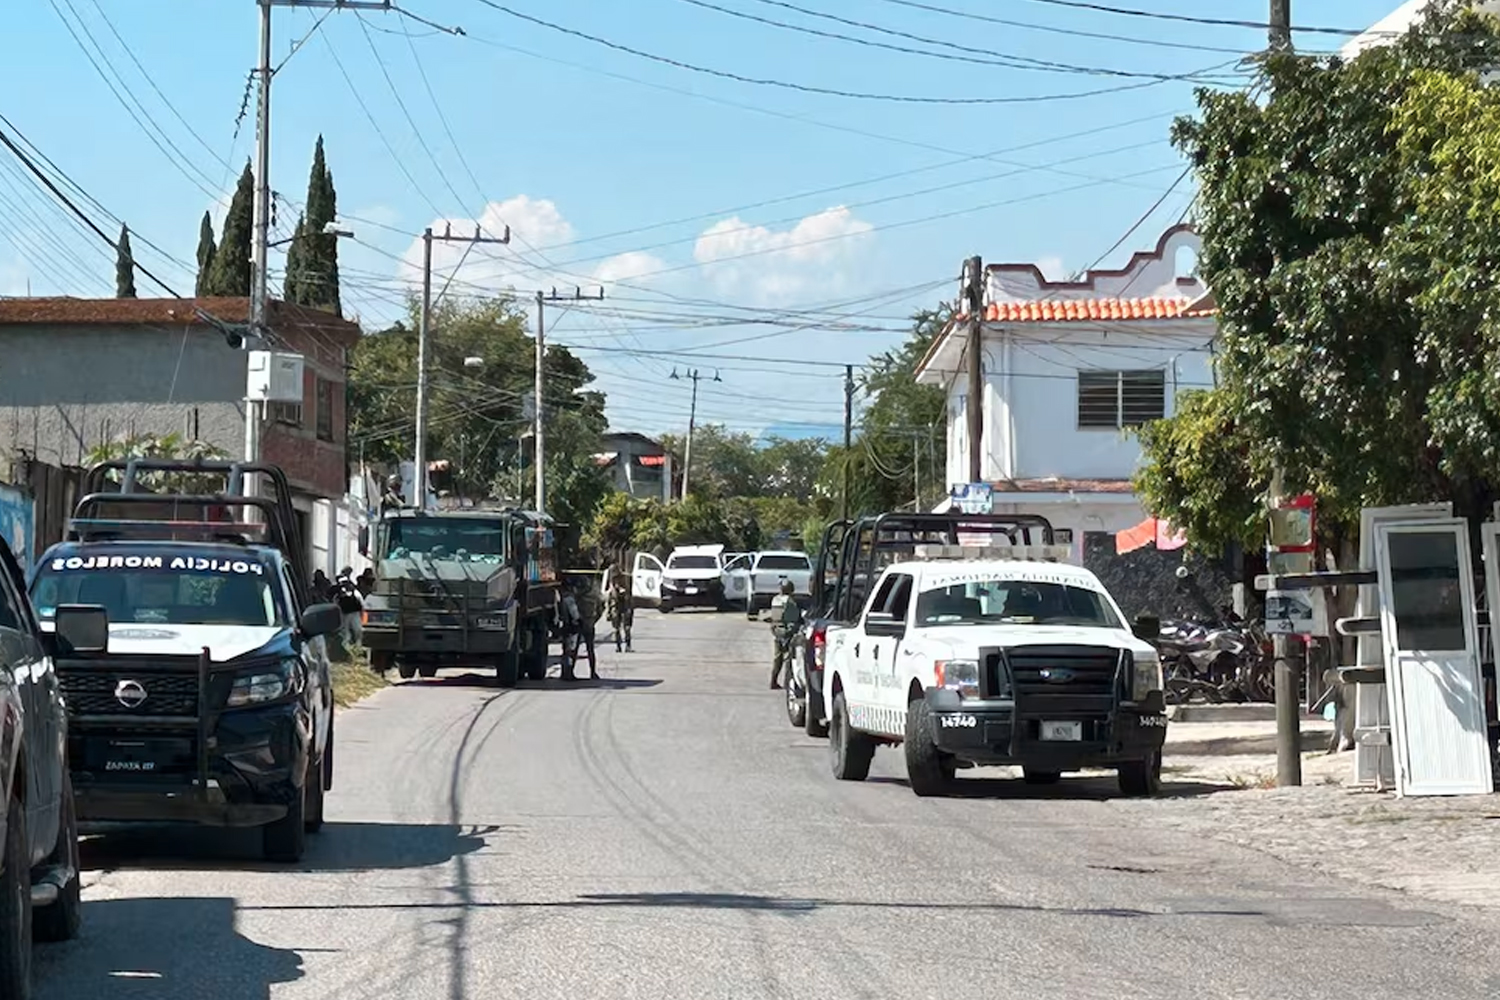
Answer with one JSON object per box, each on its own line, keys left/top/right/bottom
{"left": 247, "top": 350, "right": 305, "bottom": 403}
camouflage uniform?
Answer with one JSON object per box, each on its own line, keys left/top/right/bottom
{"left": 605, "top": 566, "right": 634, "bottom": 652}
{"left": 561, "top": 576, "right": 602, "bottom": 680}
{"left": 768, "top": 583, "right": 803, "bottom": 689}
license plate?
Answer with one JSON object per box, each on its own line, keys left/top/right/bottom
{"left": 685, "top": 586, "right": 698, "bottom": 594}
{"left": 476, "top": 617, "right": 504, "bottom": 628}
{"left": 1040, "top": 721, "right": 1083, "bottom": 741}
{"left": 90, "top": 737, "right": 190, "bottom": 774}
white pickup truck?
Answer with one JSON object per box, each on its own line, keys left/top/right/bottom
{"left": 632, "top": 544, "right": 731, "bottom": 611}
{"left": 723, "top": 550, "right": 813, "bottom": 615}
{"left": 822, "top": 544, "right": 1168, "bottom": 798}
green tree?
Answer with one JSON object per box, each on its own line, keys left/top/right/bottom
{"left": 667, "top": 495, "right": 730, "bottom": 545}
{"left": 659, "top": 425, "right": 765, "bottom": 500}
{"left": 205, "top": 162, "right": 253, "bottom": 297}
{"left": 1135, "top": 3, "right": 1500, "bottom": 550}
{"left": 757, "top": 436, "right": 827, "bottom": 501}
{"left": 283, "top": 136, "right": 341, "bottom": 314}
{"left": 194, "top": 211, "right": 216, "bottom": 297}
{"left": 115, "top": 224, "right": 136, "bottom": 298}
{"left": 348, "top": 295, "right": 607, "bottom": 516}
{"left": 85, "top": 432, "right": 231, "bottom": 493}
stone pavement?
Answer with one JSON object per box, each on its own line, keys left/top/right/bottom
{"left": 1132, "top": 711, "right": 1500, "bottom": 912}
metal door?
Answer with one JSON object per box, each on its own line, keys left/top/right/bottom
{"left": 1355, "top": 503, "right": 1451, "bottom": 787}
{"left": 632, "top": 553, "right": 664, "bottom": 604}
{"left": 1374, "top": 520, "right": 1493, "bottom": 797}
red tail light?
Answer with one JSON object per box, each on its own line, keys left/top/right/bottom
{"left": 812, "top": 625, "right": 827, "bottom": 669}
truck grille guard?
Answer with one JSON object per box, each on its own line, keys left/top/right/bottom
{"left": 980, "top": 645, "right": 1132, "bottom": 755}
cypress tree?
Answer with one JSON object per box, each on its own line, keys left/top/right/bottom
{"left": 194, "top": 211, "right": 217, "bottom": 297}
{"left": 284, "top": 136, "right": 341, "bottom": 315}
{"left": 115, "top": 224, "right": 137, "bottom": 298}
{"left": 206, "top": 161, "right": 254, "bottom": 297}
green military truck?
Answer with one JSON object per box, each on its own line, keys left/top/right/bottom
{"left": 360, "top": 506, "right": 564, "bottom": 686}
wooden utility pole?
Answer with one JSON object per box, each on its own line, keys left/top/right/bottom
{"left": 841, "top": 364, "right": 854, "bottom": 521}
{"left": 671, "top": 367, "right": 720, "bottom": 502}
{"left": 414, "top": 224, "right": 511, "bottom": 509}
{"left": 1269, "top": 0, "right": 1292, "bottom": 51}
{"left": 532, "top": 286, "right": 604, "bottom": 513}
{"left": 962, "top": 256, "right": 985, "bottom": 483}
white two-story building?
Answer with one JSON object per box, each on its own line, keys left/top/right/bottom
{"left": 914, "top": 225, "right": 1216, "bottom": 556}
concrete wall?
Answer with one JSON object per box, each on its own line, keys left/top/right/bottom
{"left": 944, "top": 321, "right": 1216, "bottom": 485}
{"left": 0, "top": 324, "right": 245, "bottom": 467}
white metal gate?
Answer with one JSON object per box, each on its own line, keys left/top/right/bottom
{"left": 1374, "top": 519, "right": 1493, "bottom": 797}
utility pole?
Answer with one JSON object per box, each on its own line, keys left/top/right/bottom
{"left": 1266, "top": 0, "right": 1302, "bottom": 789}
{"left": 1269, "top": 0, "right": 1292, "bottom": 51}
{"left": 413, "top": 223, "right": 511, "bottom": 508}
{"left": 532, "top": 286, "right": 604, "bottom": 513}
{"left": 962, "top": 256, "right": 985, "bottom": 484}
{"left": 912, "top": 430, "right": 922, "bottom": 512}
{"left": 248, "top": 0, "right": 390, "bottom": 492}
{"left": 841, "top": 364, "right": 854, "bottom": 521}
{"left": 671, "top": 368, "right": 721, "bottom": 502}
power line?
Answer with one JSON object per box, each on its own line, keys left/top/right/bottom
{"left": 0, "top": 122, "right": 180, "bottom": 296}
{"left": 865, "top": 0, "right": 1255, "bottom": 54}
{"left": 473, "top": 0, "right": 1186, "bottom": 103}
{"left": 670, "top": 0, "right": 1243, "bottom": 81}
{"left": 1010, "top": 0, "right": 1365, "bottom": 37}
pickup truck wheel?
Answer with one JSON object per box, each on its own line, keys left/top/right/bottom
{"left": 304, "top": 751, "right": 326, "bottom": 834}
{"left": 829, "top": 693, "right": 875, "bottom": 781}
{"left": 785, "top": 676, "right": 806, "bottom": 728}
{"left": 805, "top": 699, "right": 829, "bottom": 739}
{"left": 396, "top": 661, "right": 417, "bottom": 680}
{"left": 34, "top": 773, "right": 80, "bottom": 943}
{"left": 1117, "top": 751, "right": 1163, "bottom": 797}
{"left": 263, "top": 770, "right": 308, "bottom": 863}
{"left": 417, "top": 664, "right": 439, "bottom": 679}
{"left": 523, "top": 622, "right": 549, "bottom": 680}
{"left": 0, "top": 793, "right": 30, "bottom": 998}
{"left": 904, "top": 700, "right": 956, "bottom": 797}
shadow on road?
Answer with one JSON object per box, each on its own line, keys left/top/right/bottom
{"left": 864, "top": 774, "right": 1232, "bottom": 800}
{"left": 78, "top": 820, "right": 495, "bottom": 873}
{"left": 392, "top": 670, "right": 663, "bottom": 692}
{"left": 35, "top": 897, "right": 303, "bottom": 999}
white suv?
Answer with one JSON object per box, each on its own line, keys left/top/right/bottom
{"left": 631, "top": 544, "right": 729, "bottom": 611}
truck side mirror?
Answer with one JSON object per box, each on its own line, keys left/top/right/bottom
{"left": 300, "top": 602, "right": 343, "bottom": 638}
{"left": 1132, "top": 614, "right": 1160, "bottom": 643}
{"left": 54, "top": 604, "right": 109, "bottom": 654}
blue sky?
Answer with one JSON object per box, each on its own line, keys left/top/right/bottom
{"left": 2, "top": 0, "right": 1401, "bottom": 442}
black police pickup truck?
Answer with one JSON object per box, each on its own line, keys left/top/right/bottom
{"left": 28, "top": 459, "right": 342, "bottom": 864}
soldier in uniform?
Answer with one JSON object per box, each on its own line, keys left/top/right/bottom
{"left": 605, "top": 561, "right": 634, "bottom": 653}
{"left": 768, "top": 578, "right": 803, "bottom": 690}
{"left": 559, "top": 573, "right": 602, "bottom": 681}
{"left": 379, "top": 474, "right": 405, "bottom": 515}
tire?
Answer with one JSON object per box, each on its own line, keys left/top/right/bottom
{"left": 263, "top": 769, "right": 308, "bottom": 863}
{"left": 805, "top": 699, "right": 829, "bottom": 739}
{"left": 1118, "top": 751, "right": 1163, "bottom": 798}
{"left": 1023, "top": 769, "right": 1061, "bottom": 786}
{"left": 659, "top": 601, "right": 673, "bottom": 614}
{"left": 304, "top": 749, "right": 326, "bottom": 834}
{"left": 903, "top": 699, "right": 956, "bottom": 797}
{"left": 396, "top": 661, "right": 417, "bottom": 680}
{"left": 323, "top": 711, "right": 335, "bottom": 793}
{"left": 0, "top": 794, "right": 31, "bottom": 999}
{"left": 495, "top": 649, "right": 520, "bottom": 688}
{"left": 34, "top": 774, "right": 80, "bottom": 944}
{"left": 785, "top": 675, "right": 807, "bottom": 729}
{"left": 523, "top": 623, "right": 549, "bottom": 681}
{"left": 417, "top": 664, "right": 439, "bottom": 679}
{"left": 829, "top": 693, "right": 875, "bottom": 782}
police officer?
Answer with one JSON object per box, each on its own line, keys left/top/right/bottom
{"left": 768, "top": 578, "right": 803, "bottom": 690}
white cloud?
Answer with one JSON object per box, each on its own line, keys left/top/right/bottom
{"left": 692, "top": 206, "right": 875, "bottom": 305}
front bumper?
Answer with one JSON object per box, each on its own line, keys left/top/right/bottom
{"left": 923, "top": 687, "right": 1167, "bottom": 768}
{"left": 362, "top": 623, "right": 512, "bottom": 660}
{"left": 71, "top": 700, "right": 312, "bottom": 828}
{"left": 660, "top": 582, "right": 724, "bottom": 607}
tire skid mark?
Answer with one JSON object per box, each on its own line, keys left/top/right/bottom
{"left": 600, "top": 691, "right": 891, "bottom": 998}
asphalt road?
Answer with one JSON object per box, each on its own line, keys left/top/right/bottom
{"left": 34, "top": 610, "right": 1500, "bottom": 999}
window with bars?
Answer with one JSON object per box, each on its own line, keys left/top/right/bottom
{"left": 316, "top": 377, "right": 335, "bottom": 442}
{"left": 268, "top": 401, "right": 303, "bottom": 426}
{"left": 1076, "top": 369, "right": 1166, "bottom": 429}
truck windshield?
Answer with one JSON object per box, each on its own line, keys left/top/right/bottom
{"left": 384, "top": 519, "right": 504, "bottom": 563}
{"left": 668, "top": 555, "right": 719, "bottom": 570}
{"left": 757, "top": 554, "right": 810, "bottom": 571}
{"left": 31, "top": 556, "right": 281, "bottom": 627}
{"left": 914, "top": 579, "right": 1122, "bottom": 630}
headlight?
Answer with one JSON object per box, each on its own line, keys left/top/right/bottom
{"left": 1132, "top": 650, "right": 1163, "bottom": 700}
{"left": 226, "top": 657, "right": 299, "bottom": 708}
{"left": 934, "top": 659, "right": 980, "bottom": 698}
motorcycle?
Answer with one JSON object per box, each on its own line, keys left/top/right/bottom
{"left": 1155, "top": 568, "right": 1274, "bottom": 705}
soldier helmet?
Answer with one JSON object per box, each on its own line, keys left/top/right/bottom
{"left": 779, "top": 579, "right": 795, "bottom": 595}
{"left": 386, "top": 474, "right": 403, "bottom": 489}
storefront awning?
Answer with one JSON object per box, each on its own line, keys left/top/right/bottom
{"left": 1116, "top": 516, "right": 1187, "bottom": 555}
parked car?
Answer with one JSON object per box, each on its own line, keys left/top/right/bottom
{"left": 729, "top": 550, "right": 813, "bottom": 616}
{"left": 631, "top": 544, "right": 731, "bottom": 611}
{"left": 0, "top": 531, "right": 81, "bottom": 999}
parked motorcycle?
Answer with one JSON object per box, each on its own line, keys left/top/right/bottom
{"left": 1153, "top": 568, "right": 1274, "bottom": 705}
